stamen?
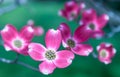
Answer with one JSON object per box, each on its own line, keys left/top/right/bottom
{"left": 67, "top": 39, "right": 75, "bottom": 48}
{"left": 89, "top": 23, "right": 95, "bottom": 30}
{"left": 71, "top": 12, "right": 76, "bottom": 17}
{"left": 100, "top": 49, "right": 108, "bottom": 58}
{"left": 45, "top": 50, "right": 56, "bottom": 60}
{"left": 14, "top": 40, "right": 22, "bottom": 48}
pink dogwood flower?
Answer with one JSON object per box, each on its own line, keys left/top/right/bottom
{"left": 58, "top": 23, "right": 93, "bottom": 56}
{"left": 97, "top": 43, "right": 116, "bottom": 64}
{"left": 79, "top": 9, "right": 109, "bottom": 39}
{"left": 1, "top": 24, "right": 34, "bottom": 55}
{"left": 28, "top": 29, "right": 74, "bottom": 75}
{"left": 27, "top": 20, "right": 44, "bottom": 36}
{"left": 59, "top": 1, "right": 85, "bottom": 21}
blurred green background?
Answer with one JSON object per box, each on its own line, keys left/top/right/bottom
{"left": 0, "top": 0, "right": 120, "bottom": 77}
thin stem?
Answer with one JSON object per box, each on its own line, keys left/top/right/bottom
{"left": 0, "top": 53, "right": 19, "bottom": 64}
{"left": 92, "top": 52, "right": 98, "bottom": 58}
{"left": 16, "top": 61, "right": 39, "bottom": 72}
{"left": 0, "top": 53, "right": 39, "bottom": 72}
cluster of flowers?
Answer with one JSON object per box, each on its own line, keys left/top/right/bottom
{"left": 0, "top": 1, "right": 116, "bottom": 75}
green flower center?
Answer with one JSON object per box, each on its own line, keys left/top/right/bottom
{"left": 14, "top": 40, "right": 22, "bottom": 48}
{"left": 45, "top": 50, "right": 56, "bottom": 60}
{"left": 71, "top": 12, "right": 75, "bottom": 17}
{"left": 100, "top": 50, "right": 108, "bottom": 58}
{"left": 89, "top": 23, "right": 95, "bottom": 30}
{"left": 67, "top": 39, "right": 75, "bottom": 48}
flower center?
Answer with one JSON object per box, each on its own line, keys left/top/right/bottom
{"left": 71, "top": 12, "right": 75, "bottom": 17}
{"left": 14, "top": 40, "right": 22, "bottom": 48}
{"left": 100, "top": 49, "right": 108, "bottom": 58}
{"left": 89, "top": 23, "right": 95, "bottom": 30}
{"left": 45, "top": 50, "right": 56, "bottom": 60}
{"left": 67, "top": 39, "right": 75, "bottom": 48}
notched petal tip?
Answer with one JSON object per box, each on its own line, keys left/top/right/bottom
{"left": 54, "top": 50, "right": 74, "bottom": 68}
{"left": 39, "top": 61, "right": 56, "bottom": 75}
{"left": 2, "top": 25, "right": 9, "bottom": 32}
{"left": 105, "top": 15, "right": 109, "bottom": 21}
{"left": 105, "top": 43, "right": 112, "bottom": 47}
{"left": 72, "top": 44, "right": 93, "bottom": 56}
{"left": 103, "top": 14, "right": 109, "bottom": 21}
{"left": 80, "top": 3, "right": 86, "bottom": 9}
{"left": 85, "top": 9, "right": 93, "bottom": 14}
{"left": 97, "top": 45, "right": 100, "bottom": 51}
{"left": 45, "top": 29, "right": 62, "bottom": 50}
{"left": 27, "top": 26, "right": 34, "bottom": 33}
{"left": 66, "top": 1, "right": 75, "bottom": 6}
{"left": 104, "top": 60, "right": 111, "bottom": 65}
{"left": 20, "top": 25, "right": 34, "bottom": 41}
{"left": 4, "top": 44, "right": 12, "bottom": 51}
{"left": 2, "top": 24, "right": 15, "bottom": 32}
{"left": 50, "top": 29, "right": 59, "bottom": 33}
{"left": 113, "top": 48, "right": 116, "bottom": 54}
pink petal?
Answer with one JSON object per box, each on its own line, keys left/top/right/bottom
{"left": 20, "top": 26, "right": 34, "bottom": 41}
{"left": 72, "top": 44, "right": 93, "bottom": 56}
{"left": 58, "top": 9, "right": 69, "bottom": 20}
{"left": 62, "top": 40, "right": 69, "bottom": 48}
{"left": 97, "top": 14, "right": 109, "bottom": 29}
{"left": 28, "top": 43, "right": 46, "bottom": 61}
{"left": 17, "top": 46, "right": 29, "bottom": 55}
{"left": 58, "top": 23, "right": 71, "bottom": 42}
{"left": 97, "top": 43, "right": 112, "bottom": 52}
{"left": 92, "top": 30, "right": 104, "bottom": 38}
{"left": 33, "top": 26, "right": 44, "bottom": 36}
{"left": 4, "top": 43, "right": 12, "bottom": 51}
{"left": 54, "top": 50, "right": 74, "bottom": 68}
{"left": 98, "top": 56, "right": 111, "bottom": 64}
{"left": 45, "top": 29, "right": 62, "bottom": 50}
{"left": 73, "top": 25, "right": 92, "bottom": 43}
{"left": 39, "top": 61, "right": 56, "bottom": 75}
{"left": 82, "top": 9, "right": 97, "bottom": 22}
{"left": 1, "top": 24, "right": 18, "bottom": 42}
{"left": 65, "top": 1, "right": 76, "bottom": 12}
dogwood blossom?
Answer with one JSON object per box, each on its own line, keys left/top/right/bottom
{"left": 1, "top": 24, "right": 34, "bottom": 55}
{"left": 28, "top": 29, "right": 74, "bottom": 75}
{"left": 58, "top": 23, "right": 93, "bottom": 56}
{"left": 97, "top": 43, "right": 116, "bottom": 64}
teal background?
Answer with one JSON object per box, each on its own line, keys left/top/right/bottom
{"left": 0, "top": 1, "right": 120, "bottom": 77}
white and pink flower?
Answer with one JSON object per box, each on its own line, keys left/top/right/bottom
{"left": 28, "top": 29, "right": 74, "bottom": 75}
{"left": 97, "top": 43, "right": 116, "bottom": 64}
{"left": 58, "top": 23, "right": 93, "bottom": 56}
{"left": 1, "top": 24, "right": 34, "bottom": 55}
{"left": 27, "top": 20, "right": 44, "bottom": 36}
{"left": 59, "top": 1, "right": 85, "bottom": 21}
{"left": 79, "top": 9, "right": 109, "bottom": 39}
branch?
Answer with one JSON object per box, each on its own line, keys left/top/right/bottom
{"left": 0, "top": 53, "right": 39, "bottom": 72}
{"left": 16, "top": 61, "right": 39, "bottom": 72}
